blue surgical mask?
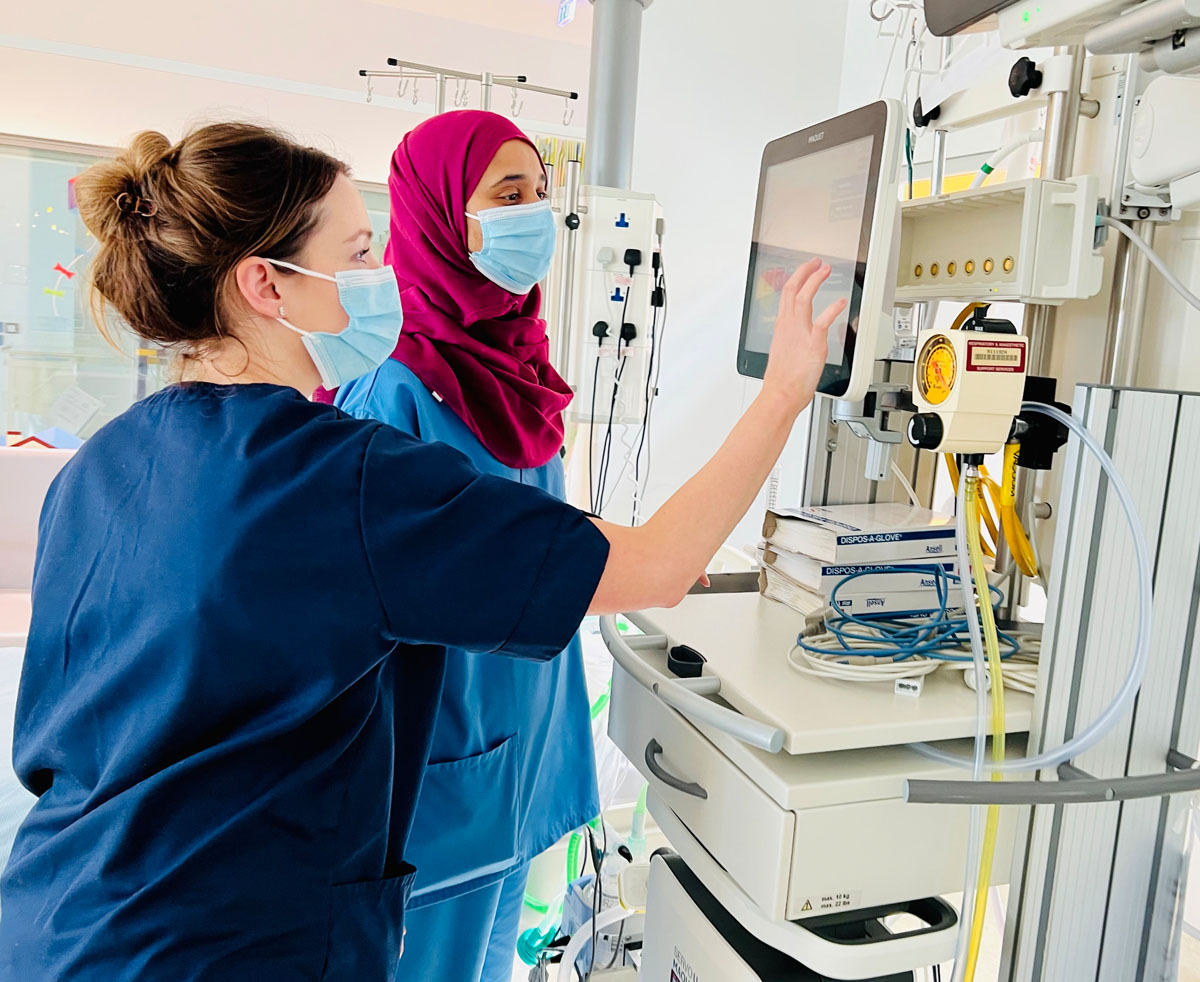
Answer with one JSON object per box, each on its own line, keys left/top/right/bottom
{"left": 465, "top": 199, "right": 556, "bottom": 295}
{"left": 266, "top": 258, "right": 403, "bottom": 389}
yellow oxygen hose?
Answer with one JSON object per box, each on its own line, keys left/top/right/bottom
{"left": 962, "top": 480, "right": 1006, "bottom": 982}
{"left": 944, "top": 450, "right": 1038, "bottom": 577}
{"left": 1000, "top": 443, "right": 1039, "bottom": 579}
{"left": 945, "top": 454, "right": 997, "bottom": 557}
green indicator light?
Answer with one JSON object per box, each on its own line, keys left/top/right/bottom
{"left": 1023, "top": 9, "right": 1031, "bottom": 21}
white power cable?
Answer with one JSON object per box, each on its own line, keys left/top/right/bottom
{"left": 789, "top": 641, "right": 942, "bottom": 683}
{"left": 891, "top": 458, "right": 922, "bottom": 507}
{"left": 1100, "top": 215, "right": 1200, "bottom": 315}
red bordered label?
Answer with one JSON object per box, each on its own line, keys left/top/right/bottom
{"left": 966, "top": 339, "right": 1026, "bottom": 373}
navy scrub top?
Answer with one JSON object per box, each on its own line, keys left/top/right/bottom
{"left": 0, "top": 382, "right": 609, "bottom": 982}
{"left": 337, "top": 361, "right": 599, "bottom": 908}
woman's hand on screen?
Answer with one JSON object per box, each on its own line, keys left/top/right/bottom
{"left": 762, "top": 258, "right": 846, "bottom": 412}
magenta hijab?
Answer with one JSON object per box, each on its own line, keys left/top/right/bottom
{"left": 376, "top": 110, "right": 571, "bottom": 469}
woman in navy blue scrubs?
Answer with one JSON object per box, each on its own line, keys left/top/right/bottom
{"left": 0, "top": 122, "right": 842, "bottom": 982}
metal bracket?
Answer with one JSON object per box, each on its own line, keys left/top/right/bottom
{"left": 833, "top": 383, "right": 915, "bottom": 483}
{"left": 832, "top": 383, "right": 913, "bottom": 445}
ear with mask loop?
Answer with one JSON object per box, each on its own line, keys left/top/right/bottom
{"left": 262, "top": 256, "right": 404, "bottom": 389}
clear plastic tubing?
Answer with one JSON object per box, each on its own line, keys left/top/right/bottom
{"left": 913, "top": 402, "right": 1154, "bottom": 774}
{"left": 950, "top": 466, "right": 989, "bottom": 980}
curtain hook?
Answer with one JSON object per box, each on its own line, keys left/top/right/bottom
{"left": 398, "top": 72, "right": 410, "bottom": 98}
{"left": 412, "top": 79, "right": 420, "bottom": 106}
{"left": 455, "top": 78, "right": 469, "bottom": 107}
{"left": 365, "top": 75, "right": 374, "bottom": 103}
{"left": 562, "top": 96, "right": 575, "bottom": 127}
{"left": 510, "top": 87, "right": 524, "bottom": 117}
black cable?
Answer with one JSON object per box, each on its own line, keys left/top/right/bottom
{"left": 631, "top": 263, "right": 663, "bottom": 522}
{"left": 596, "top": 350, "right": 623, "bottom": 506}
{"left": 587, "top": 820, "right": 607, "bottom": 980}
{"left": 639, "top": 263, "right": 669, "bottom": 501}
{"left": 595, "top": 285, "right": 632, "bottom": 511}
{"left": 604, "top": 919, "right": 625, "bottom": 970}
{"left": 588, "top": 353, "right": 601, "bottom": 512}
{"left": 599, "top": 287, "right": 632, "bottom": 477}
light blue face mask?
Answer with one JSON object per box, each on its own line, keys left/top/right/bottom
{"left": 465, "top": 199, "right": 557, "bottom": 295}
{"left": 266, "top": 258, "right": 403, "bottom": 389}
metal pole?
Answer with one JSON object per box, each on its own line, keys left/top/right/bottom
{"left": 1023, "top": 44, "right": 1088, "bottom": 368}
{"left": 1104, "top": 220, "right": 1156, "bottom": 386}
{"left": 481, "top": 71, "right": 493, "bottom": 110}
{"left": 511, "top": 80, "right": 580, "bottom": 100}
{"left": 434, "top": 74, "right": 447, "bottom": 114}
{"left": 1101, "top": 56, "right": 1153, "bottom": 387}
{"left": 554, "top": 160, "right": 583, "bottom": 375}
{"left": 584, "top": 0, "right": 648, "bottom": 188}
{"left": 1042, "top": 45, "right": 1086, "bottom": 184}
{"left": 1000, "top": 44, "right": 1088, "bottom": 621}
{"left": 930, "top": 129, "right": 948, "bottom": 194}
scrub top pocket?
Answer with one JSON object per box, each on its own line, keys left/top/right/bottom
{"left": 321, "top": 864, "right": 416, "bottom": 982}
{"left": 406, "top": 734, "right": 521, "bottom": 907}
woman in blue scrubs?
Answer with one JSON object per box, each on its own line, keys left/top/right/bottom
{"left": 334, "top": 111, "right": 593, "bottom": 982}
{"left": 0, "top": 121, "right": 842, "bottom": 981}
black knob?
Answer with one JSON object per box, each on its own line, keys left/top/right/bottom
{"left": 912, "top": 97, "right": 942, "bottom": 130}
{"left": 1009, "top": 57, "right": 1043, "bottom": 98}
{"left": 908, "top": 413, "right": 945, "bottom": 450}
{"left": 565, "top": 212, "right": 581, "bottom": 230}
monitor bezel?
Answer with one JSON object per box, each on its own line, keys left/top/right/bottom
{"left": 737, "top": 100, "right": 900, "bottom": 401}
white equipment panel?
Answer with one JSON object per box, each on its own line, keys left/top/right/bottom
{"left": 998, "top": 0, "right": 1136, "bottom": 47}
{"left": 624, "top": 591, "right": 1033, "bottom": 756}
{"left": 894, "top": 177, "right": 1104, "bottom": 305}
{"left": 560, "top": 186, "right": 662, "bottom": 424}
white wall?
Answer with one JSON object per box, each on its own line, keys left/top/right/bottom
{"left": 0, "top": 0, "right": 588, "bottom": 184}
{"left": 627, "top": 0, "right": 850, "bottom": 553}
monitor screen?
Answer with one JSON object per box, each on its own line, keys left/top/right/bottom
{"left": 737, "top": 102, "right": 893, "bottom": 400}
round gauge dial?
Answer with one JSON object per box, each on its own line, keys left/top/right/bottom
{"left": 917, "top": 335, "right": 957, "bottom": 406}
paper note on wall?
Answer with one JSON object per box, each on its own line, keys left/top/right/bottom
{"left": 48, "top": 386, "right": 103, "bottom": 436}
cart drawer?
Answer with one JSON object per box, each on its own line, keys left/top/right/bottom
{"left": 609, "top": 661, "right": 796, "bottom": 920}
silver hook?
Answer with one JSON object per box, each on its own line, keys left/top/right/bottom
{"left": 366, "top": 75, "right": 374, "bottom": 103}
{"left": 397, "top": 73, "right": 410, "bottom": 98}
{"left": 455, "top": 78, "right": 469, "bottom": 107}
{"left": 510, "top": 87, "right": 524, "bottom": 117}
{"left": 412, "top": 79, "right": 420, "bottom": 106}
{"left": 562, "top": 96, "right": 575, "bottom": 127}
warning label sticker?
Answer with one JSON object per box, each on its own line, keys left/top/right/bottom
{"left": 966, "top": 339, "right": 1026, "bottom": 373}
{"left": 799, "top": 892, "right": 861, "bottom": 915}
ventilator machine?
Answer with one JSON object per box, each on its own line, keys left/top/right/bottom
{"left": 541, "top": 2, "right": 1200, "bottom": 980}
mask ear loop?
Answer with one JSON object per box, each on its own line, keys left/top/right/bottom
{"left": 263, "top": 257, "right": 337, "bottom": 282}
{"left": 264, "top": 257, "right": 338, "bottom": 335}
